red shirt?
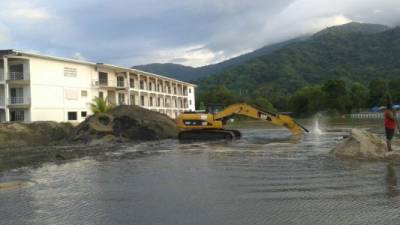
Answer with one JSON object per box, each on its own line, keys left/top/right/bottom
{"left": 384, "top": 110, "right": 396, "bottom": 129}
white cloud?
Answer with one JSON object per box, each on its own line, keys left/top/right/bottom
{"left": 0, "top": 1, "right": 52, "bottom": 23}
{"left": 167, "top": 47, "right": 225, "bottom": 67}
{"left": 72, "top": 52, "right": 86, "bottom": 61}
{"left": 139, "top": 45, "right": 226, "bottom": 67}
{"left": 0, "top": 0, "right": 399, "bottom": 67}
{"left": 0, "top": 24, "right": 10, "bottom": 45}
{"left": 373, "top": 9, "right": 383, "bottom": 14}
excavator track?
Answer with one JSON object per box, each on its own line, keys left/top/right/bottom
{"left": 178, "top": 129, "right": 241, "bottom": 140}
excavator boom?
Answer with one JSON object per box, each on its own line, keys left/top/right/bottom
{"left": 176, "top": 103, "right": 308, "bottom": 140}
{"left": 214, "top": 103, "right": 307, "bottom": 135}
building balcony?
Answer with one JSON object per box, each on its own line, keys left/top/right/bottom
{"left": 8, "top": 72, "right": 29, "bottom": 80}
{"left": 7, "top": 72, "right": 30, "bottom": 84}
{"left": 92, "top": 79, "right": 127, "bottom": 89}
{"left": 8, "top": 96, "right": 30, "bottom": 108}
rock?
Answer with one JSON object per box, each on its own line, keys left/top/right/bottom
{"left": 72, "top": 105, "right": 179, "bottom": 143}
{"left": 331, "top": 128, "right": 400, "bottom": 160}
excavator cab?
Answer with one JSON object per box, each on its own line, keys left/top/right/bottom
{"left": 206, "top": 104, "right": 225, "bottom": 114}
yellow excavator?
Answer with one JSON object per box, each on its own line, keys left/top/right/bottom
{"left": 176, "top": 103, "right": 309, "bottom": 140}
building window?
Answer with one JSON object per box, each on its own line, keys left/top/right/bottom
{"left": 10, "top": 110, "right": 24, "bottom": 121}
{"left": 81, "top": 90, "right": 88, "bottom": 97}
{"left": 10, "top": 88, "right": 24, "bottom": 104}
{"left": 99, "top": 91, "right": 104, "bottom": 99}
{"left": 158, "top": 98, "right": 161, "bottom": 107}
{"left": 98, "top": 72, "right": 108, "bottom": 86}
{"left": 174, "top": 87, "right": 177, "bottom": 94}
{"left": 189, "top": 88, "right": 191, "bottom": 93}
{"left": 9, "top": 64, "right": 24, "bottom": 80}
{"left": 118, "top": 93, "right": 125, "bottom": 105}
{"left": 130, "top": 79, "right": 134, "bottom": 88}
{"left": 150, "top": 97, "right": 153, "bottom": 107}
{"left": 64, "top": 67, "right": 77, "bottom": 77}
{"left": 189, "top": 100, "right": 192, "bottom": 105}
{"left": 81, "top": 111, "right": 87, "bottom": 118}
{"left": 130, "top": 95, "right": 135, "bottom": 105}
{"left": 140, "top": 80, "right": 145, "bottom": 90}
{"left": 141, "top": 96, "right": 145, "bottom": 106}
{"left": 68, "top": 112, "right": 77, "bottom": 121}
{"left": 117, "top": 76, "right": 125, "bottom": 87}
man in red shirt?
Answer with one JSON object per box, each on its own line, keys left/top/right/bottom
{"left": 384, "top": 103, "right": 397, "bottom": 152}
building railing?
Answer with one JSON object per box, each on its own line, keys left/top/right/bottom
{"left": 93, "top": 79, "right": 122, "bottom": 88}
{"left": 8, "top": 72, "right": 29, "bottom": 81}
{"left": 9, "top": 96, "right": 30, "bottom": 105}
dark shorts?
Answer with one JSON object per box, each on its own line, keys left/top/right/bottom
{"left": 385, "top": 128, "right": 395, "bottom": 140}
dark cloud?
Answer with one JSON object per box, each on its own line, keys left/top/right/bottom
{"left": 0, "top": 0, "right": 399, "bottom": 67}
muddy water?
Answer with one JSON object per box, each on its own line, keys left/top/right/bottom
{"left": 0, "top": 120, "right": 399, "bottom": 225}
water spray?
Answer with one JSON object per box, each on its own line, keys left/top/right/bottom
{"left": 313, "top": 113, "right": 323, "bottom": 135}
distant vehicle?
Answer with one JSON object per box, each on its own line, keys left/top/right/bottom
{"left": 176, "top": 103, "right": 309, "bottom": 140}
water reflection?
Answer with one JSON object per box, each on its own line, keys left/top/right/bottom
{"left": 386, "top": 164, "right": 399, "bottom": 198}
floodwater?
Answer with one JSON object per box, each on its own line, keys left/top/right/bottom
{"left": 1, "top": 119, "right": 400, "bottom": 225}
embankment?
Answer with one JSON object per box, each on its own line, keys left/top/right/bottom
{"left": 0, "top": 105, "right": 179, "bottom": 172}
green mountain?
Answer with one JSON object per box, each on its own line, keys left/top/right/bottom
{"left": 195, "top": 22, "right": 400, "bottom": 111}
{"left": 133, "top": 38, "right": 305, "bottom": 81}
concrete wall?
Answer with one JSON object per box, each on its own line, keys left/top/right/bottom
{"left": 188, "top": 86, "right": 195, "bottom": 111}
{"left": 29, "top": 57, "right": 95, "bottom": 123}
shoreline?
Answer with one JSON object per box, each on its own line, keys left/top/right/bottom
{"left": 0, "top": 142, "right": 125, "bottom": 172}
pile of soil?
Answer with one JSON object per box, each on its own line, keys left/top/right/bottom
{"left": 71, "top": 105, "right": 179, "bottom": 144}
{"left": 331, "top": 129, "right": 400, "bottom": 160}
{"left": 0, "top": 122, "right": 73, "bottom": 149}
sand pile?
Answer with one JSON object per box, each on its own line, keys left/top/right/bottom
{"left": 332, "top": 128, "right": 400, "bottom": 160}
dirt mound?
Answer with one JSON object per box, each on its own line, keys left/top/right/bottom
{"left": 72, "top": 105, "right": 179, "bottom": 144}
{"left": 0, "top": 122, "right": 73, "bottom": 149}
{"left": 331, "top": 129, "right": 400, "bottom": 160}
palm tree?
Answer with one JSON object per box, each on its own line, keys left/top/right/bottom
{"left": 90, "top": 97, "right": 113, "bottom": 114}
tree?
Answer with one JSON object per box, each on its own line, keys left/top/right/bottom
{"left": 90, "top": 97, "right": 113, "bottom": 114}
{"left": 196, "top": 86, "right": 238, "bottom": 106}
{"left": 350, "top": 82, "right": 369, "bottom": 111}
{"left": 322, "top": 79, "right": 350, "bottom": 113}
{"left": 368, "top": 78, "right": 386, "bottom": 106}
{"left": 290, "top": 85, "right": 325, "bottom": 117}
{"left": 248, "top": 97, "right": 277, "bottom": 113}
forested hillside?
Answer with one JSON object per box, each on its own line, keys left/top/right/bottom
{"left": 195, "top": 23, "right": 400, "bottom": 116}
{"left": 133, "top": 38, "right": 303, "bottom": 81}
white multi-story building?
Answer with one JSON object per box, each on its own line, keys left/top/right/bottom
{"left": 0, "top": 50, "right": 196, "bottom": 123}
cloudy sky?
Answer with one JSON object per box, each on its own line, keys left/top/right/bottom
{"left": 0, "top": 0, "right": 399, "bottom": 67}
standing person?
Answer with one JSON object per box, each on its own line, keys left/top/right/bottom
{"left": 384, "top": 103, "right": 397, "bottom": 152}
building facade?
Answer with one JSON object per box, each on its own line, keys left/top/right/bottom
{"left": 0, "top": 50, "right": 196, "bottom": 123}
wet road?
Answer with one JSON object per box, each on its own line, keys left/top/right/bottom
{"left": 0, "top": 122, "right": 399, "bottom": 225}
